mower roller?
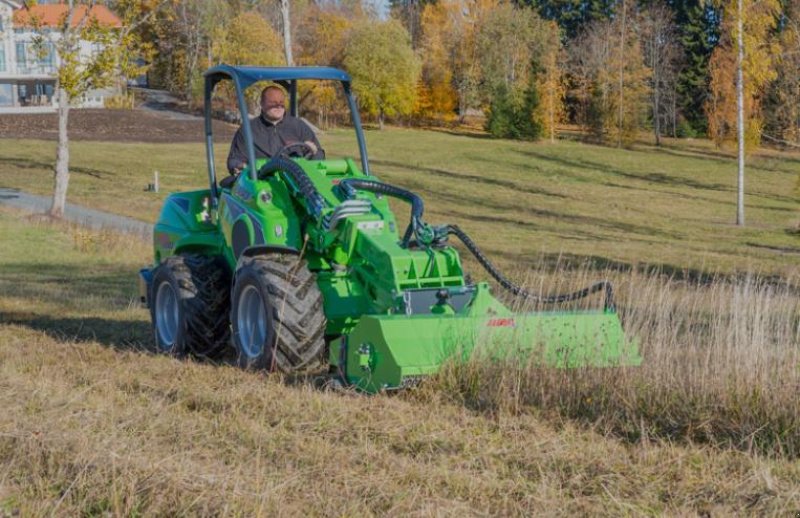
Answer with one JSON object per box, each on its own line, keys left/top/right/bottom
{"left": 139, "top": 65, "right": 640, "bottom": 393}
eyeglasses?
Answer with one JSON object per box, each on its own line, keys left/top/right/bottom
{"left": 264, "top": 101, "right": 285, "bottom": 108}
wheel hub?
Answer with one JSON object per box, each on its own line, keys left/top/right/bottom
{"left": 155, "top": 281, "right": 179, "bottom": 349}
{"left": 237, "top": 285, "right": 268, "bottom": 358}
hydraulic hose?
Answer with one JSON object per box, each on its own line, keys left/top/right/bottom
{"left": 259, "top": 157, "right": 327, "bottom": 218}
{"left": 338, "top": 178, "right": 424, "bottom": 247}
{"left": 446, "top": 224, "right": 616, "bottom": 311}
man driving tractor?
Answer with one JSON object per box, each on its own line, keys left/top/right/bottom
{"left": 226, "top": 85, "right": 325, "bottom": 174}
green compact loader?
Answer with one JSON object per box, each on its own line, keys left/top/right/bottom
{"left": 139, "top": 65, "right": 640, "bottom": 393}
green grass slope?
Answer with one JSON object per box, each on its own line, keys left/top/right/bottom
{"left": 0, "top": 130, "right": 798, "bottom": 275}
{"left": 2, "top": 210, "right": 800, "bottom": 515}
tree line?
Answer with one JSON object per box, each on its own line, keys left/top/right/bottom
{"left": 129, "top": 0, "right": 800, "bottom": 148}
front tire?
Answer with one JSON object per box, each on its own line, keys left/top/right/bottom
{"left": 231, "top": 254, "right": 326, "bottom": 372}
{"left": 150, "top": 254, "right": 231, "bottom": 358}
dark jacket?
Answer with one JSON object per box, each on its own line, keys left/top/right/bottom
{"left": 226, "top": 114, "right": 325, "bottom": 173}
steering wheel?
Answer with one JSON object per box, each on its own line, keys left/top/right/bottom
{"left": 277, "top": 141, "right": 316, "bottom": 159}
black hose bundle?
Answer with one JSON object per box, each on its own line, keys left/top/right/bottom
{"left": 337, "top": 178, "right": 616, "bottom": 311}
{"left": 446, "top": 224, "right": 616, "bottom": 311}
{"left": 259, "top": 157, "right": 327, "bottom": 218}
{"left": 338, "top": 178, "right": 425, "bottom": 247}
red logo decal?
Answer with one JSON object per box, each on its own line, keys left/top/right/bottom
{"left": 486, "top": 318, "right": 516, "bottom": 328}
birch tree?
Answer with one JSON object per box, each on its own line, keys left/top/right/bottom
{"left": 22, "top": 1, "right": 154, "bottom": 218}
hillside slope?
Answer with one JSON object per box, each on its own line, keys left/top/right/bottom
{"left": 1, "top": 211, "right": 799, "bottom": 515}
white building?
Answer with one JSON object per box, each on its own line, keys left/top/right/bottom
{"left": 0, "top": 0, "right": 122, "bottom": 111}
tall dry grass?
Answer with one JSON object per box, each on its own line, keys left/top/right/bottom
{"left": 425, "top": 262, "right": 800, "bottom": 457}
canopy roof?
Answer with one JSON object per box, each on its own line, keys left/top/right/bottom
{"left": 204, "top": 65, "right": 351, "bottom": 90}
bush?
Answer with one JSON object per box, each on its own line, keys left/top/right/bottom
{"left": 104, "top": 93, "right": 135, "bottom": 110}
{"left": 485, "top": 82, "right": 543, "bottom": 140}
{"left": 676, "top": 118, "right": 699, "bottom": 139}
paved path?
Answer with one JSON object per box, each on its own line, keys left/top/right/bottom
{"left": 0, "top": 188, "right": 152, "bottom": 237}
{"left": 135, "top": 87, "right": 204, "bottom": 121}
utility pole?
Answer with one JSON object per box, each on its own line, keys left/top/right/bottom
{"left": 736, "top": 0, "right": 745, "bottom": 226}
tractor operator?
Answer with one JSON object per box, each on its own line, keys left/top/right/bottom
{"left": 226, "top": 85, "right": 325, "bottom": 174}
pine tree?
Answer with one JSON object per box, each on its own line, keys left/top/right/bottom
{"left": 485, "top": 85, "right": 517, "bottom": 138}
{"left": 519, "top": 67, "right": 545, "bottom": 140}
{"left": 672, "top": 0, "right": 720, "bottom": 135}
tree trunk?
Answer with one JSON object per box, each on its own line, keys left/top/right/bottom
{"left": 671, "top": 93, "right": 677, "bottom": 138}
{"left": 378, "top": 108, "right": 384, "bottom": 130}
{"left": 654, "top": 81, "right": 661, "bottom": 146}
{"left": 617, "top": 0, "right": 626, "bottom": 148}
{"left": 736, "top": 0, "right": 745, "bottom": 226}
{"left": 281, "top": 0, "right": 293, "bottom": 66}
{"left": 49, "top": 87, "right": 70, "bottom": 218}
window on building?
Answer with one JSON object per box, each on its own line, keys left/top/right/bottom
{"left": 16, "top": 43, "right": 26, "bottom": 70}
{"left": 0, "top": 49, "right": 5, "bottom": 73}
{"left": 0, "top": 84, "right": 12, "bottom": 107}
{"left": 44, "top": 44, "right": 55, "bottom": 67}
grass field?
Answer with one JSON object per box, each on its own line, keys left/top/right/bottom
{"left": 2, "top": 128, "right": 800, "bottom": 514}
{"left": 2, "top": 209, "right": 800, "bottom": 515}
{"left": 1, "top": 129, "right": 799, "bottom": 276}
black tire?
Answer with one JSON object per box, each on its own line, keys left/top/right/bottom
{"left": 231, "top": 254, "right": 326, "bottom": 372}
{"left": 150, "top": 254, "right": 231, "bottom": 359}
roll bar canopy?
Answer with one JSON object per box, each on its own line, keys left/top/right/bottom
{"left": 202, "top": 65, "right": 371, "bottom": 200}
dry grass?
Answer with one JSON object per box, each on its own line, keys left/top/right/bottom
{"left": 3, "top": 193, "right": 800, "bottom": 512}
{"left": 5, "top": 323, "right": 800, "bottom": 516}
{"left": 425, "top": 262, "right": 800, "bottom": 458}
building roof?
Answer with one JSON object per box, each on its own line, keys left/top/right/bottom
{"left": 13, "top": 4, "right": 122, "bottom": 29}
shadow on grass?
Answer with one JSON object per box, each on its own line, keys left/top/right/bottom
{"left": 0, "top": 310, "right": 151, "bottom": 349}
{"left": 519, "top": 149, "right": 799, "bottom": 205}
{"left": 423, "top": 188, "right": 683, "bottom": 241}
{"left": 370, "top": 158, "right": 568, "bottom": 199}
{"left": 0, "top": 156, "right": 110, "bottom": 178}
{"left": 0, "top": 262, "right": 138, "bottom": 303}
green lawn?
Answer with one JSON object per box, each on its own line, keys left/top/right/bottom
{"left": 1, "top": 129, "right": 798, "bottom": 275}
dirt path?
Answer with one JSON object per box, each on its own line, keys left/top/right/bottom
{"left": 0, "top": 188, "right": 151, "bottom": 237}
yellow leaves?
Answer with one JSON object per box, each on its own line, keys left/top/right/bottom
{"left": 416, "top": 0, "right": 460, "bottom": 119}
{"left": 343, "top": 20, "right": 420, "bottom": 121}
{"left": 706, "top": 0, "right": 781, "bottom": 149}
{"left": 211, "top": 11, "right": 282, "bottom": 67}
{"left": 296, "top": 8, "right": 352, "bottom": 67}
{"left": 535, "top": 21, "right": 566, "bottom": 141}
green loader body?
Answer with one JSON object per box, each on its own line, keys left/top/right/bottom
{"left": 140, "top": 65, "right": 640, "bottom": 393}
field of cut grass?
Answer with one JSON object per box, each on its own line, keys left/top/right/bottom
{"left": 2, "top": 209, "right": 800, "bottom": 515}
{"left": 0, "top": 128, "right": 799, "bottom": 276}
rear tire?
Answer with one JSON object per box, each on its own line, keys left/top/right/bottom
{"left": 150, "top": 254, "right": 231, "bottom": 359}
{"left": 231, "top": 254, "right": 326, "bottom": 372}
